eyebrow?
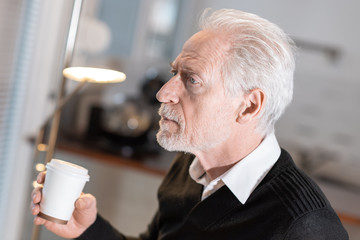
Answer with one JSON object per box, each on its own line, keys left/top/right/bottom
{"left": 170, "top": 60, "right": 197, "bottom": 74}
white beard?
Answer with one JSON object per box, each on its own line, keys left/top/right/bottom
{"left": 156, "top": 104, "right": 233, "bottom": 153}
{"left": 156, "top": 104, "right": 189, "bottom": 152}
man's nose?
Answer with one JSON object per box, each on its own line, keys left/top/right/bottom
{"left": 156, "top": 77, "right": 180, "bottom": 104}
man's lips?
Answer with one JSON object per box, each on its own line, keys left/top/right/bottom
{"left": 161, "top": 116, "right": 178, "bottom": 124}
{"left": 162, "top": 117, "right": 174, "bottom": 122}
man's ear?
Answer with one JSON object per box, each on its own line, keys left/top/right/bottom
{"left": 236, "top": 88, "right": 266, "bottom": 124}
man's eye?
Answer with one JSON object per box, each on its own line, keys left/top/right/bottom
{"left": 189, "top": 77, "right": 199, "bottom": 84}
{"left": 171, "top": 70, "right": 178, "bottom": 76}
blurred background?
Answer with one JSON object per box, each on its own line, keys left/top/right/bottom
{"left": 1, "top": 0, "right": 359, "bottom": 239}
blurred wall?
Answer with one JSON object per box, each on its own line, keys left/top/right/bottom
{"left": 91, "top": 0, "right": 360, "bottom": 165}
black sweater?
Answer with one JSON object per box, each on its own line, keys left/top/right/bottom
{"left": 77, "top": 149, "right": 348, "bottom": 240}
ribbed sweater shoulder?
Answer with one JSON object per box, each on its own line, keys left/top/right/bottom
{"left": 258, "top": 149, "right": 330, "bottom": 218}
{"left": 255, "top": 149, "right": 348, "bottom": 239}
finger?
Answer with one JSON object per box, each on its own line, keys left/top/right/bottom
{"left": 31, "top": 203, "right": 40, "bottom": 216}
{"left": 34, "top": 216, "right": 47, "bottom": 225}
{"left": 37, "top": 171, "right": 46, "bottom": 184}
{"left": 31, "top": 187, "right": 42, "bottom": 204}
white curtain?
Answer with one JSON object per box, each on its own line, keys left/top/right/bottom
{"left": 0, "top": 0, "right": 30, "bottom": 238}
{"left": 0, "top": 0, "right": 75, "bottom": 239}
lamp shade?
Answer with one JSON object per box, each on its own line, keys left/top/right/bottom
{"left": 63, "top": 67, "right": 126, "bottom": 83}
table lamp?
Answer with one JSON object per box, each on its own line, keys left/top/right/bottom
{"left": 34, "top": 67, "right": 126, "bottom": 164}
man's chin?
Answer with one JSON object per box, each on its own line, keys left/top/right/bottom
{"left": 156, "top": 131, "right": 185, "bottom": 152}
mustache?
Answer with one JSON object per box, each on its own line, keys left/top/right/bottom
{"left": 158, "top": 104, "right": 182, "bottom": 123}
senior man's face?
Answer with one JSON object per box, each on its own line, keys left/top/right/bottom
{"left": 156, "top": 30, "right": 239, "bottom": 152}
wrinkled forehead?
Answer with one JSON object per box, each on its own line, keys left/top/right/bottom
{"left": 174, "top": 30, "right": 230, "bottom": 72}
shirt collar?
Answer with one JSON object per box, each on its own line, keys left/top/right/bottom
{"left": 189, "top": 133, "right": 281, "bottom": 204}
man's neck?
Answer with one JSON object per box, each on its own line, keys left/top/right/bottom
{"left": 193, "top": 131, "right": 264, "bottom": 180}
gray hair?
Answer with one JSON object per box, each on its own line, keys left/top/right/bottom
{"left": 199, "top": 9, "right": 296, "bottom": 135}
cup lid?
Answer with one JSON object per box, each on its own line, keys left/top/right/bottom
{"left": 46, "top": 159, "right": 90, "bottom": 181}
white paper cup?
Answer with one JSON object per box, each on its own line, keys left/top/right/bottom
{"left": 38, "top": 159, "right": 90, "bottom": 224}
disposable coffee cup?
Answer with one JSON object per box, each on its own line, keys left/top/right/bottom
{"left": 38, "top": 159, "right": 90, "bottom": 224}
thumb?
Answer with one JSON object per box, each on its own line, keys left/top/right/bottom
{"left": 75, "top": 193, "right": 96, "bottom": 210}
{"left": 72, "top": 193, "right": 97, "bottom": 231}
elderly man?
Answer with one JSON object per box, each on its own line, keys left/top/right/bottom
{"left": 32, "top": 9, "right": 348, "bottom": 239}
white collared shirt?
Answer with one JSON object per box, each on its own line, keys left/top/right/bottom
{"left": 189, "top": 133, "right": 281, "bottom": 204}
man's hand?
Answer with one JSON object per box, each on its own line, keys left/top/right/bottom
{"left": 31, "top": 171, "right": 97, "bottom": 239}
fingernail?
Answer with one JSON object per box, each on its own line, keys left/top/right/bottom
{"left": 77, "top": 199, "right": 83, "bottom": 208}
{"left": 77, "top": 198, "right": 86, "bottom": 209}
